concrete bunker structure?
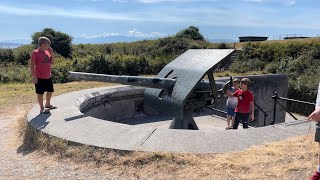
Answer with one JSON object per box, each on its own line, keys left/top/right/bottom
{"left": 239, "top": 36, "right": 269, "bottom": 42}
{"left": 27, "top": 73, "right": 314, "bottom": 153}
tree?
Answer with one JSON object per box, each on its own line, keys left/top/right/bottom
{"left": 175, "top": 26, "right": 205, "bottom": 41}
{"left": 31, "top": 28, "right": 73, "bottom": 58}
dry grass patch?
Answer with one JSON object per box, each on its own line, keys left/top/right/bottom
{"left": 17, "top": 113, "right": 318, "bottom": 179}
{"left": 228, "top": 37, "right": 320, "bottom": 49}
{"left": 18, "top": 117, "right": 193, "bottom": 179}
{"left": 0, "top": 81, "right": 113, "bottom": 113}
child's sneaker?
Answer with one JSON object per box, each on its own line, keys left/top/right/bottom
{"left": 311, "top": 171, "right": 320, "bottom": 180}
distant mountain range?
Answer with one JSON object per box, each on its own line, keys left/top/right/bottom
{"left": 1, "top": 39, "right": 31, "bottom": 44}
{"left": 0, "top": 39, "right": 31, "bottom": 49}
{"left": 72, "top": 36, "right": 158, "bottom": 44}
{"left": 0, "top": 37, "right": 237, "bottom": 49}
{"left": 0, "top": 43, "right": 26, "bottom": 49}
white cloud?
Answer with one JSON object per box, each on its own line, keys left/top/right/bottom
{"left": 243, "top": 0, "right": 297, "bottom": 6}
{"left": 0, "top": 3, "right": 186, "bottom": 23}
{"left": 77, "top": 30, "right": 166, "bottom": 39}
{"left": 78, "top": 33, "right": 121, "bottom": 38}
{"left": 127, "top": 29, "right": 166, "bottom": 37}
{"left": 0, "top": 2, "right": 317, "bottom": 30}
{"left": 0, "top": 4, "right": 137, "bottom": 21}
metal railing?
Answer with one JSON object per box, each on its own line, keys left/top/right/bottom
{"left": 271, "top": 92, "right": 316, "bottom": 125}
{"left": 207, "top": 102, "right": 269, "bottom": 126}
{"left": 207, "top": 91, "right": 316, "bottom": 127}
{"left": 254, "top": 102, "right": 269, "bottom": 126}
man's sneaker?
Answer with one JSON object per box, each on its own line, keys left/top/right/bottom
{"left": 311, "top": 171, "right": 320, "bottom": 180}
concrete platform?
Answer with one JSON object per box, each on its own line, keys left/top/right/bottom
{"left": 113, "top": 113, "right": 229, "bottom": 131}
{"left": 27, "top": 86, "right": 315, "bottom": 154}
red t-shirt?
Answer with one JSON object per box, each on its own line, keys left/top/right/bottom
{"left": 31, "top": 49, "right": 52, "bottom": 79}
{"left": 233, "top": 89, "right": 254, "bottom": 113}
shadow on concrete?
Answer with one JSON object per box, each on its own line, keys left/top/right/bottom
{"left": 29, "top": 113, "right": 51, "bottom": 130}
{"left": 83, "top": 111, "right": 226, "bottom": 126}
{"left": 64, "top": 114, "right": 87, "bottom": 121}
{"left": 116, "top": 115, "right": 174, "bottom": 125}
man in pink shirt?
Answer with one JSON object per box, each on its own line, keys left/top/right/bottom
{"left": 30, "top": 37, "right": 56, "bottom": 114}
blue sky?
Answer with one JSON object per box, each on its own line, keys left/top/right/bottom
{"left": 0, "top": 0, "right": 320, "bottom": 42}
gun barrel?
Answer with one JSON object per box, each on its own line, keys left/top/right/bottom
{"left": 69, "top": 71, "right": 176, "bottom": 90}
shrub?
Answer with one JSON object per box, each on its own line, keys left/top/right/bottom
{"left": 0, "top": 49, "right": 14, "bottom": 63}
{"left": 264, "top": 61, "right": 279, "bottom": 74}
{"left": 216, "top": 43, "right": 232, "bottom": 49}
{"left": 230, "top": 58, "right": 265, "bottom": 73}
{"left": 0, "top": 63, "right": 30, "bottom": 83}
{"left": 52, "top": 67, "right": 69, "bottom": 83}
{"left": 15, "top": 51, "right": 31, "bottom": 65}
{"left": 175, "top": 26, "right": 205, "bottom": 41}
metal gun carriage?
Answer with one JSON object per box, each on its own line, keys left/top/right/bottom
{"left": 69, "top": 49, "right": 236, "bottom": 130}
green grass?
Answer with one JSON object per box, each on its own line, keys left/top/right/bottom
{"left": 0, "top": 81, "right": 114, "bottom": 109}
{"left": 214, "top": 70, "right": 265, "bottom": 78}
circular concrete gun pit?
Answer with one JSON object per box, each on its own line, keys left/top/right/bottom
{"left": 78, "top": 86, "right": 229, "bottom": 130}
{"left": 28, "top": 85, "right": 312, "bottom": 153}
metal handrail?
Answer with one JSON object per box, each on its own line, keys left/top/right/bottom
{"left": 271, "top": 92, "right": 316, "bottom": 125}
{"left": 206, "top": 107, "right": 227, "bottom": 114}
{"left": 254, "top": 102, "right": 269, "bottom": 126}
{"left": 277, "top": 96, "right": 316, "bottom": 106}
{"left": 207, "top": 103, "right": 269, "bottom": 126}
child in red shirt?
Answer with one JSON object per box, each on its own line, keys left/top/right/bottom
{"left": 227, "top": 78, "right": 255, "bottom": 129}
{"left": 30, "top": 37, "right": 56, "bottom": 114}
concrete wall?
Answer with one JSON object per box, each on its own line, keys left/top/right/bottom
{"left": 75, "top": 86, "right": 146, "bottom": 121}
{"left": 212, "top": 74, "right": 288, "bottom": 127}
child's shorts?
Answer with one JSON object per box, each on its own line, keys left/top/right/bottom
{"left": 35, "top": 78, "right": 54, "bottom": 94}
{"left": 227, "top": 107, "right": 235, "bottom": 116}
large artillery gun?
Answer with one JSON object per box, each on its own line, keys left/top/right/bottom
{"left": 69, "top": 49, "right": 236, "bottom": 130}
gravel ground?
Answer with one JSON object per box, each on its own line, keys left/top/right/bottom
{"left": 0, "top": 107, "right": 122, "bottom": 180}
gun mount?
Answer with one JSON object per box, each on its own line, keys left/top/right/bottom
{"left": 69, "top": 49, "right": 236, "bottom": 130}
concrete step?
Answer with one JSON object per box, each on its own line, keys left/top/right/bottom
{"left": 224, "top": 50, "right": 239, "bottom": 70}
{"left": 213, "top": 50, "right": 241, "bottom": 71}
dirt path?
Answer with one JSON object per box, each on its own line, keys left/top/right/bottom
{"left": 0, "top": 106, "right": 120, "bottom": 180}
